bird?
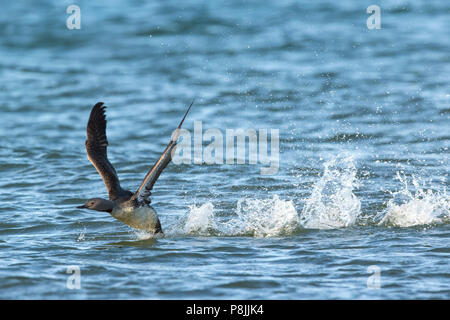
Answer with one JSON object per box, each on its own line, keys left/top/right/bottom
{"left": 77, "top": 101, "right": 193, "bottom": 235}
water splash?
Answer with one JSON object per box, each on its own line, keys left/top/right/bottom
{"left": 132, "top": 230, "right": 153, "bottom": 240}
{"left": 299, "top": 155, "right": 361, "bottom": 229}
{"left": 165, "top": 157, "right": 447, "bottom": 237}
{"left": 76, "top": 226, "right": 86, "bottom": 242}
{"left": 377, "top": 173, "right": 449, "bottom": 227}
{"left": 170, "top": 195, "right": 299, "bottom": 238}
{"left": 183, "top": 202, "right": 216, "bottom": 235}
{"left": 169, "top": 155, "right": 362, "bottom": 236}
{"left": 235, "top": 196, "right": 300, "bottom": 237}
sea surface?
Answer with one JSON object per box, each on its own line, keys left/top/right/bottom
{"left": 0, "top": 0, "right": 449, "bottom": 299}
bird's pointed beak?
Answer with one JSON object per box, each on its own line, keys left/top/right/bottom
{"left": 76, "top": 205, "right": 87, "bottom": 209}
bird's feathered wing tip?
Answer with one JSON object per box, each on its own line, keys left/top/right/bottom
{"left": 85, "top": 102, "right": 130, "bottom": 200}
{"left": 132, "top": 100, "right": 195, "bottom": 204}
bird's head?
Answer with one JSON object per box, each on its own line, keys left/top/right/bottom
{"left": 77, "top": 198, "right": 114, "bottom": 213}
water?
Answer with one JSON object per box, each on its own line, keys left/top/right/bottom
{"left": 0, "top": 0, "right": 449, "bottom": 299}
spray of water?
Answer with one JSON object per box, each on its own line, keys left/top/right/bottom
{"left": 299, "top": 155, "right": 361, "bottom": 229}
{"left": 166, "top": 155, "right": 362, "bottom": 237}
{"left": 377, "top": 173, "right": 449, "bottom": 227}
{"left": 76, "top": 226, "right": 86, "bottom": 242}
{"left": 131, "top": 156, "right": 447, "bottom": 239}
{"left": 183, "top": 202, "right": 217, "bottom": 235}
{"left": 168, "top": 195, "right": 299, "bottom": 238}
{"left": 234, "top": 196, "right": 300, "bottom": 237}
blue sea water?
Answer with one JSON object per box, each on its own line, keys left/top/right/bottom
{"left": 0, "top": 0, "right": 448, "bottom": 299}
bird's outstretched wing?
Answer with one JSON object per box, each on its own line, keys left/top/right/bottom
{"left": 131, "top": 100, "right": 194, "bottom": 204}
{"left": 85, "top": 102, "right": 130, "bottom": 200}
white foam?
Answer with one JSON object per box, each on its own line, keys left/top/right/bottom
{"left": 183, "top": 202, "right": 216, "bottom": 235}
{"left": 163, "top": 156, "right": 448, "bottom": 237}
{"left": 170, "top": 195, "right": 299, "bottom": 238}
{"left": 299, "top": 155, "right": 361, "bottom": 229}
{"left": 76, "top": 226, "right": 86, "bottom": 242}
{"left": 168, "top": 155, "right": 363, "bottom": 236}
{"left": 133, "top": 229, "right": 155, "bottom": 240}
{"left": 377, "top": 173, "right": 449, "bottom": 227}
{"left": 235, "top": 195, "right": 300, "bottom": 237}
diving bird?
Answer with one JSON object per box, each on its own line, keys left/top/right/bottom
{"left": 77, "top": 101, "right": 193, "bottom": 235}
